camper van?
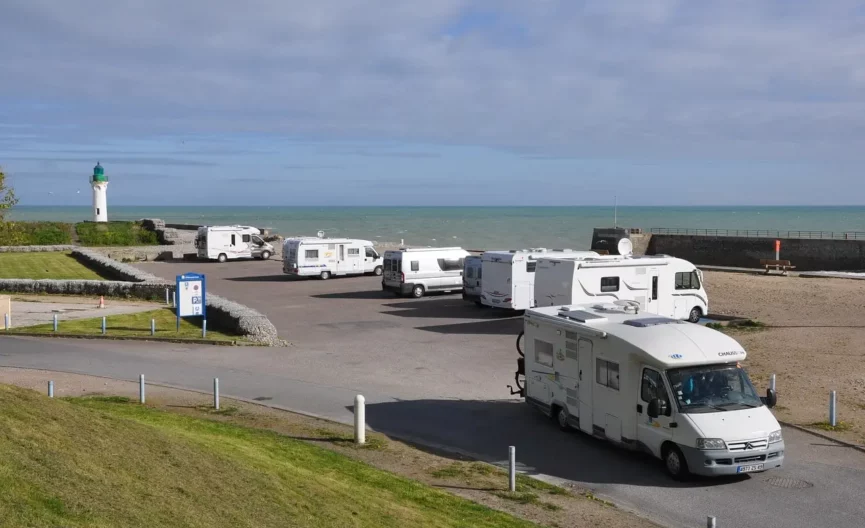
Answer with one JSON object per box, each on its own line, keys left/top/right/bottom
{"left": 282, "top": 237, "right": 382, "bottom": 279}
{"left": 533, "top": 255, "right": 708, "bottom": 322}
{"left": 480, "top": 249, "right": 600, "bottom": 311}
{"left": 195, "top": 226, "right": 274, "bottom": 262}
{"left": 382, "top": 247, "right": 470, "bottom": 298}
{"left": 462, "top": 255, "right": 484, "bottom": 305}
{"left": 511, "top": 302, "right": 783, "bottom": 479}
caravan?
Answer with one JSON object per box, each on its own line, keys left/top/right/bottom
{"left": 479, "top": 249, "right": 599, "bottom": 311}
{"left": 195, "top": 226, "right": 274, "bottom": 262}
{"left": 282, "top": 237, "right": 382, "bottom": 279}
{"left": 511, "top": 302, "right": 783, "bottom": 479}
{"left": 533, "top": 255, "right": 708, "bottom": 322}
{"left": 382, "top": 247, "right": 470, "bottom": 298}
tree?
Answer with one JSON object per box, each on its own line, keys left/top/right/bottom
{"left": 0, "top": 166, "right": 17, "bottom": 220}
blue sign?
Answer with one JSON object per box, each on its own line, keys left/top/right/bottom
{"left": 176, "top": 273, "right": 207, "bottom": 319}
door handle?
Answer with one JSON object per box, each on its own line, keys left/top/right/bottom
{"left": 637, "top": 404, "right": 643, "bottom": 414}
{"left": 579, "top": 370, "right": 582, "bottom": 381}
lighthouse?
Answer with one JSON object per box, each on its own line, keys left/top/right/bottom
{"left": 91, "top": 162, "right": 108, "bottom": 222}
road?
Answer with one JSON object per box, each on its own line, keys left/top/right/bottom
{"left": 2, "top": 258, "right": 864, "bottom": 528}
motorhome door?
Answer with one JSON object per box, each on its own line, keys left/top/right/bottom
{"left": 577, "top": 338, "right": 593, "bottom": 434}
{"left": 337, "top": 244, "right": 345, "bottom": 273}
{"left": 646, "top": 268, "right": 660, "bottom": 314}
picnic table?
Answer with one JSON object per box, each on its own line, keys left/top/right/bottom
{"left": 760, "top": 259, "right": 796, "bottom": 276}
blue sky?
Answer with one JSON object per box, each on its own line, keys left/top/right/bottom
{"left": 1, "top": 1, "right": 864, "bottom": 206}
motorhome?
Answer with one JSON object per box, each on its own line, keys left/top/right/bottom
{"left": 510, "top": 302, "right": 783, "bottom": 479}
{"left": 195, "top": 226, "right": 274, "bottom": 262}
{"left": 480, "top": 249, "right": 600, "bottom": 311}
{"left": 533, "top": 255, "right": 708, "bottom": 322}
{"left": 462, "top": 255, "right": 483, "bottom": 305}
{"left": 382, "top": 247, "right": 470, "bottom": 298}
{"left": 282, "top": 237, "right": 382, "bottom": 279}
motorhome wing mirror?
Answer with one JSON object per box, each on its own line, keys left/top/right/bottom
{"left": 647, "top": 398, "right": 670, "bottom": 418}
{"left": 763, "top": 388, "right": 777, "bottom": 408}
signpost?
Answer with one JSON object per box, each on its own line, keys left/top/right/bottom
{"left": 175, "top": 273, "right": 207, "bottom": 332}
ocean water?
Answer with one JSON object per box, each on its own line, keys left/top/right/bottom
{"left": 8, "top": 206, "right": 865, "bottom": 250}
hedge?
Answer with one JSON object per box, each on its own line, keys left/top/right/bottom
{"left": 0, "top": 222, "right": 73, "bottom": 245}
{"left": 75, "top": 221, "right": 159, "bottom": 246}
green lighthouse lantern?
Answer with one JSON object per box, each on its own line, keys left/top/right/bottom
{"left": 92, "top": 162, "right": 107, "bottom": 183}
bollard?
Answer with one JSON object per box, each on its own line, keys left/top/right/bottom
{"left": 214, "top": 378, "right": 220, "bottom": 410}
{"left": 48, "top": 380, "right": 54, "bottom": 398}
{"left": 707, "top": 516, "right": 717, "bottom": 528}
{"left": 354, "top": 394, "right": 366, "bottom": 445}
{"left": 769, "top": 373, "right": 776, "bottom": 392}
{"left": 165, "top": 288, "right": 170, "bottom": 306}
{"left": 4, "top": 313, "right": 9, "bottom": 330}
{"left": 53, "top": 314, "right": 58, "bottom": 332}
{"left": 829, "top": 391, "right": 837, "bottom": 427}
{"left": 508, "top": 446, "right": 516, "bottom": 492}
{"left": 202, "top": 319, "right": 207, "bottom": 338}
{"left": 151, "top": 318, "right": 156, "bottom": 336}
{"left": 139, "top": 374, "right": 146, "bottom": 404}
{"left": 101, "top": 316, "right": 107, "bottom": 335}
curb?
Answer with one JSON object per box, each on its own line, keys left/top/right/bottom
{"left": 778, "top": 420, "right": 865, "bottom": 454}
{"left": 0, "top": 332, "right": 240, "bottom": 346}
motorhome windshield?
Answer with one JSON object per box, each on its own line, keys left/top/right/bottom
{"left": 666, "top": 363, "right": 762, "bottom": 413}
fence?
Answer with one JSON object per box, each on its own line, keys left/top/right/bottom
{"left": 650, "top": 228, "right": 865, "bottom": 240}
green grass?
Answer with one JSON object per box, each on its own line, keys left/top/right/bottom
{"left": 75, "top": 221, "right": 158, "bottom": 247}
{"left": 0, "top": 252, "right": 105, "bottom": 280}
{"left": 7, "top": 307, "right": 241, "bottom": 343}
{"left": 0, "top": 384, "right": 536, "bottom": 528}
{"left": 808, "top": 420, "right": 853, "bottom": 432}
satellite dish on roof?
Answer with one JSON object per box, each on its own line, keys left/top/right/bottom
{"left": 617, "top": 238, "right": 633, "bottom": 257}
{"left": 317, "top": 230, "right": 325, "bottom": 238}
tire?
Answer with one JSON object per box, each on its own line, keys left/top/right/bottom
{"left": 373, "top": 266, "right": 383, "bottom": 276}
{"left": 516, "top": 331, "right": 525, "bottom": 357}
{"left": 411, "top": 284, "right": 425, "bottom": 298}
{"left": 320, "top": 271, "right": 331, "bottom": 280}
{"left": 260, "top": 251, "right": 271, "bottom": 260}
{"left": 217, "top": 254, "right": 227, "bottom": 263}
{"left": 555, "top": 406, "right": 570, "bottom": 431}
{"left": 663, "top": 445, "right": 690, "bottom": 480}
{"left": 688, "top": 307, "right": 702, "bottom": 323}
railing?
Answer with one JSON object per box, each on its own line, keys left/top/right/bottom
{"left": 650, "top": 228, "right": 865, "bottom": 240}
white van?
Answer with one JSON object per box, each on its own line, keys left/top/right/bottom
{"left": 534, "top": 255, "right": 708, "bottom": 322}
{"left": 512, "top": 302, "right": 783, "bottom": 479}
{"left": 462, "top": 255, "right": 484, "bottom": 305}
{"left": 480, "top": 249, "right": 599, "bottom": 311}
{"left": 382, "top": 247, "right": 470, "bottom": 298}
{"left": 195, "top": 226, "right": 274, "bottom": 262}
{"left": 282, "top": 237, "right": 382, "bottom": 279}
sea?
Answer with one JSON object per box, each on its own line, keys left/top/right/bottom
{"left": 8, "top": 206, "right": 865, "bottom": 250}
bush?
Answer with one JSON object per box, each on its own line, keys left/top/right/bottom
{"left": 0, "top": 222, "right": 73, "bottom": 245}
{"left": 75, "top": 221, "right": 158, "bottom": 246}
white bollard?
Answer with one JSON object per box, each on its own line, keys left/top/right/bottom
{"left": 202, "top": 319, "right": 207, "bottom": 338}
{"left": 151, "top": 319, "right": 156, "bottom": 336}
{"left": 214, "top": 378, "right": 220, "bottom": 410}
{"left": 53, "top": 314, "right": 58, "bottom": 332}
{"left": 354, "top": 394, "right": 366, "bottom": 445}
{"left": 139, "top": 374, "right": 146, "bottom": 404}
{"left": 508, "top": 446, "right": 516, "bottom": 492}
{"left": 48, "top": 380, "right": 54, "bottom": 398}
{"left": 4, "top": 313, "right": 9, "bottom": 330}
{"left": 101, "top": 316, "right": 107, "bottom": 335}
{"left": 829, "top": 390, "right": 837, "bottom": 427}
{"left": 707, "top": 516, "right": 717, "bottom": 528}
{"left": 769, "top": 373, "right": 776, "bottom": 392}
{"left": 165, "top": 288, "right": 170, "bottom": 306}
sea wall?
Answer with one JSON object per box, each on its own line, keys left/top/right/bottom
{"left": 647, "top": 235, "right": 865, "bottom": 271}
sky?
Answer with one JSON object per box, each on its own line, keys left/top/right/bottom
{"left": 1, "top": 1, "right": 865, "bottom": 206}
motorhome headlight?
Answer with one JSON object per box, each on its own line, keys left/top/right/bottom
{"left": 696, "top": 438, "right": 727, "bottom": 450}
{"left": 768, "top": 430, "right": 783, "bottom": 444}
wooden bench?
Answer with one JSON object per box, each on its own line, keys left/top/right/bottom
{"left": 760, "top": 259, "right": 796, "bottom": 276}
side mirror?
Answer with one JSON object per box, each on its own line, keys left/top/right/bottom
{"left": 647, "top": 398, "right": 669, "bottom": 418}
{"left": 763, "top": 388, "right": 777, "bottom": 408}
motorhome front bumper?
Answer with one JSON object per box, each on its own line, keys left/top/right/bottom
{"left": 679, "top": 441, "right": 785, "bottom": 476}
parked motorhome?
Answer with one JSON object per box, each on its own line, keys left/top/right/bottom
{"left": 382, "top": 247, "right": 470, "bottom": 298}
{"left": 462, "top": 255, "right": 484, "bottom": 305}
{"left": 511, "top": 302, "right": 783, "bottom": 479}
{"left": 480, "top": 249, "right": 600, "bottom": 311}
{"left": 195, "top": 226, "right": 274, "bottom": 262}
{"left": 282, "top": 237, "right": 381, "bottom": 279}
{"left": 533, "top": 255, "right": 708, "bottom": 322}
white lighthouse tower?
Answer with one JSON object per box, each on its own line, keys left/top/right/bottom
{"left": 91, "top": 161, "right": 108, "bottom": 222}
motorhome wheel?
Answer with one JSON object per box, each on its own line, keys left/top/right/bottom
{"left": 261, "top": 251, "right": 271, "bottom": 260}
{"left": 320, "top": 271, "right": 331, "bottom": 280}
{"left": 217, "top": 254, "right": 227, "bottom": 263}
{"left": 373, "top": 266, "right": 383, "bottom": 276}
{"left": 663, "top": 445, "right": 689, "bottom": 480}
{"left": 688, "top": 307, "right": 702, "bottom": 323}
{"left": 556, "top": 407, "right": 570, "bottom": 431}
{"left": 411, "top": 285, "right": 425, "bottom": 298}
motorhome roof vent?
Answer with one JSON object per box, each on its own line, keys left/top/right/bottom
{"left": 558, "top": 309, "right": 608, "bottom": 323}
{"left": 623, "top": 317, "right": 683, "bottom": 328}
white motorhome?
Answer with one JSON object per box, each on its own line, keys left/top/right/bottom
{"left": 282, "top": 237, "right": 382, "bottom": 279}
{"left": 511, "top": 302, "right": 783, "bottom": 479}
{"left": 480, "top": 249, "right": 600, "bottom": 311}
{"left": 462, "top": 255, "right": 484, "bottom": 305}
{"left": 195, "top": 226, "right": 274, "bottom": 262}
{"left": 382, "top": 247, "right": 470, "bottom": 298}
{"left": 534, "top": 255, "right": 708, "bottom": 322}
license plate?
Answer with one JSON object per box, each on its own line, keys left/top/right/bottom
{"left": 737, "top": 464, "right": 764, "bottom": 473}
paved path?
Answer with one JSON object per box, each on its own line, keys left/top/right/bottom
{"left": 8, "top": 300, "right": 155, "bottom": 329}
{"left": 2, "top": 335, "right": 864, "bottom": 528}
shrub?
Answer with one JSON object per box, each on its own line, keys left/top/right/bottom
{"left": 0, "top": 222, "right": 73, "bottom": 245}
{"left": 75, "top": 221, "right": 159, "bottom": 246}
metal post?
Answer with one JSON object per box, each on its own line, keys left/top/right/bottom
{"left": 48, "top": 380, "right": 54, "bottom": 398}
{"left": 829, "top": 391, "right": 837, "bottom": 427}
{"left": 508, "top": 446, "right": 516, "bottom": 492}
{"left": 165, "top": 288, "right": 170, "bottom": 306}
{"left": 214, "top": 378, "right": 220, "bottom": 410}
{"left": 707, "top": 516, "right": 717, "bottom": 528}
{"left": 139, "top": 374, "right": 145, "bottom": 404}
{"left": 769, "top": 373, "right": 776, "bottom": 392}
{"left": 53, "top": 314, "right": 58, "bottom": 332}
{"left": 202, "top": 319, "right": 207, "bottom": 338}
{"left": 101, "top": 316, "right": 106, "bottom": 335}
{"left": 354, "top": 394, "right": 366, "bottom": 445}
{"left": 151, "top": 318, "right": 155, "bottom": 336}
{"left": 4, "top": 313, "right": 9, "bottom": 330}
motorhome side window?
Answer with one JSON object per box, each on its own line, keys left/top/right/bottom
{"left": 365, "top": 247, "right": 377, "bottom": 258}
{"left": 526, "top": 261, "right": 537, "bottom": 273}
{"left": 305, "top": 249, "right": 319, "bottom": 259}
{"left": 348, "top": 248, "right": 360, "bottom": 256}
{"left": 641, "top": 369, "right": 667, "bottom": 403}
{"left": 437, "top": 258, "right": 464, "bottom": 271}
{"left": 675, "top": 271, "right": 701, "bottom": 290}
{"left": 230, "top": 234, "right": 236, "bottom": 246}
{"left": 411, "top": 261, "right": 419, "bottom": 271}
{"left": 600, "top": 277, "right": 619, "bottom": 292}
{"left": 466, "top": 267, "right": 475, "bottom": 279}
{"left": 596, "top": 358, "right": 620, "bottom": 390}
{"left": 242, "top": 234, "right": 251, "bottom": 243}
{"left": 534, "top": 339, "right": 554, "bottom": 367}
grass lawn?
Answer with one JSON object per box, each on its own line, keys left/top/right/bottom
{"left": 7, "top": 307, "right": 241, "bottom": 343}
{"left": 0, "top": 384, "right": 536, "bottom": 528}
{"left": 0, "top": 253, "right": 105, "bottom": 280}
